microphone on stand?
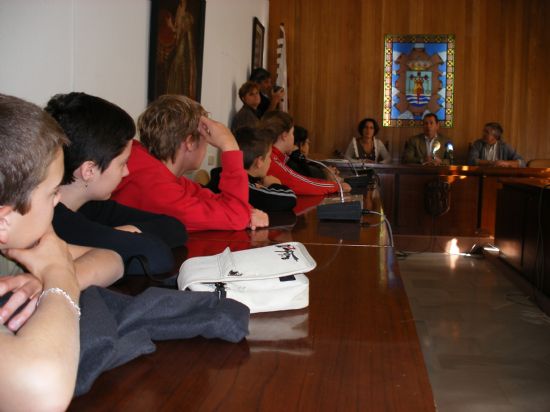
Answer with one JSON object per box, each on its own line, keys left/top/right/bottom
{"left": 432, "top": 140, "right": 441, "bottom": 160}
{"left": 334, "top": 150, "right": 359, "bottom": 176}
{"left": 334, "top": 150, "right": 376, "bottom": 190}
{"left": 444, "top": 141, "right": 454, "bottom": 164}
{"left": 304, "top": 158, "right": 362, "bottom": 221}
{"left": 305, "top": 158, "right": 345, "bottom": 201}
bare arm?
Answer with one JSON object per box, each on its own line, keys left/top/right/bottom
{"left": 69, "top": 244, "right": 124, "bottom": 289}
{"left": 0, "top": 227, "right": 80, "bottom": 412}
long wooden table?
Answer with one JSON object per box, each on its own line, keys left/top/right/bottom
{"left": 69, "top": 190, "right": 434, "bottom": 411}
{"left": 342, "top": 163, "right": 550, "bottom": 237}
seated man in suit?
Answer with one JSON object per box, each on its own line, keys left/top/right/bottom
{"left": 402, "top": 113, "right": 444, "bottom": 165}
{"left": 467, "top": 122, "right": 524, "bottom": 167}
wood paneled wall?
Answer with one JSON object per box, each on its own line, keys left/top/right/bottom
{"left": 268, "top": 0, "right": 550, "bottom": 163}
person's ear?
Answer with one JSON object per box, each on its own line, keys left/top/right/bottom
{"left": 280, "top": 132, "right": 291, "bottom": 146}
{"left": 76, "top": 161, "right": 97, "bottom": 183}
{"left": 252, "top": 156, "right": 263, "bottom": 171}
{"left": 181, "top": 135, "right": 196, "bottom": 152}
{"left": 0, "top": 205, "right": 14, "bottom": 245}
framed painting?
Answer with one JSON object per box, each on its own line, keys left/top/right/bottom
{"left": 148, "top": 0, "right": 206, "bottom": 102}
{"left": 382, "top": 34, "right": 455, "bottom": 127}
{"left": 251, "top": 17, "right": 265, "bottom": 70}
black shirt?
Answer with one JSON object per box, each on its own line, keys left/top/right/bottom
{"left": 53, "top": 200, "right": 187, "bottom": 275}
{"left": 207, "top": 168, "right": 297, "bottom": 212}
{"left": 286, "top": 150, "right": 326, "bottom": 180}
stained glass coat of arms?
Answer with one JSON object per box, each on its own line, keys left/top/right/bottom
{"left": 383, "top": 34, "right": 455, "bottom": 127}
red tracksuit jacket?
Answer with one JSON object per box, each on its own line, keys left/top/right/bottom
{"left": 267, "top": 146, "right": 339, "bottom": 195}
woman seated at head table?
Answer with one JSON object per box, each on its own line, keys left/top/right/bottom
{"left": 467, "top": 122, "right": 525, "bottom": 167}
{"left": 344, "top": 118, "right": 391, "bottom": 164}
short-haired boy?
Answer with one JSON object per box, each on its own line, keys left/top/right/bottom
{"left": 111, "top": 95, "right": 268, "bottom": 231}
{"left": 231, "top": 81, "right": 261, "bottom": 133}
{"left": 207, "top": 127, "right": 297, "bottom": 211}
{"left": 0, "top": 94, "right": 80, "bottom": 410}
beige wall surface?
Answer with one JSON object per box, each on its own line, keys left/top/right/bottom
{"left": 268, "top": 0, "right": 550, "bottom": 164}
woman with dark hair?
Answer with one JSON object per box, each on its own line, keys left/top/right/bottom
{"left": 344, "top": 118, "right": 391, "bottom": 163}
{"left": 46, "top": 92, "right": 187, "bottom": 280}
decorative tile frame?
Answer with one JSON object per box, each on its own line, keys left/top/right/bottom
{"left": 383, "top": 34, "right": 455, "bottom": 127}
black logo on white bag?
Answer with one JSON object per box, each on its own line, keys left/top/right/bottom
{"left": 275, "top": 244, "right": 299, "bottom": 262}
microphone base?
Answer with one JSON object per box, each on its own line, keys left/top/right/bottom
{"left": 317, "top": 200, "right": 362, "bottom": 221}
{"left": 344, "top": 173, "right": 375, "bottom": 189}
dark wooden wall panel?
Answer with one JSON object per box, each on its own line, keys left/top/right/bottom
{"left": 268, "top": 0, "right": 550, "bottom": 164}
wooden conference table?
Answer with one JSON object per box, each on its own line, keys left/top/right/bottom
{"left": 325, "top": 160, "right": 550, "bottom": 237}
{"left": 69, "top": 188, "right": 435, "bottom": 411}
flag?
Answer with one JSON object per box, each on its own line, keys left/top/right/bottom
{"left": 276, "top": 23, "right": 288, "bottom": 112}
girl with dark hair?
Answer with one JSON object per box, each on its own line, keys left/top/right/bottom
{"left": 260, "top": 112, "right": 351, "bottom": 195}
{"left": 286, "top": 126, "right": 326, "bottom": 179}
{"left": 46, "top": 92, "right": 187, "bottom": 279}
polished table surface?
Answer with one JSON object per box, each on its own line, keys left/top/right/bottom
{"left": 187, "top": 189, "right": 391, "bottom": 249}
{"left": 69, "top": 190, "right": 434, "bottom": 411}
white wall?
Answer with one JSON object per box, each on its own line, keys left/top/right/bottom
{"left": 0, "top": 0, "right": 269, "bottom": 168}
{"left": 0, "top": 0, "right": 149, "bottom": 120}
{"left": 200, "top": 0, "right": 269, "bottom": 168}
{"left": 202, "top": 0, "right": 268, "bottom": 124}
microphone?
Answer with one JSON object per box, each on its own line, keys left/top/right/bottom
{"left": 432, "top": 140, "right": 441, "bottom": 159}
{"left": 444, "top": 141, "right": 454, "bottom": 164}
{"left": 334, "top": 150, "right": 359, "bottom": 176}
{"left": 305, "top": 158, "right": 345, "bottom": 202}
{"left": 304, "top": 158, "right": 362, "bottom": 221}
{"left": 333, "top": 150, "right": 375, "bottom": 190}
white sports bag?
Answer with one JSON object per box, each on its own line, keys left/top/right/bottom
{"left": 177, "top": 242, "right": 316, "bottom": 313}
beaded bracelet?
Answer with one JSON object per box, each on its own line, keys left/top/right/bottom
{"left": 38, "top": 287, "right": 81, "bottom": 320}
